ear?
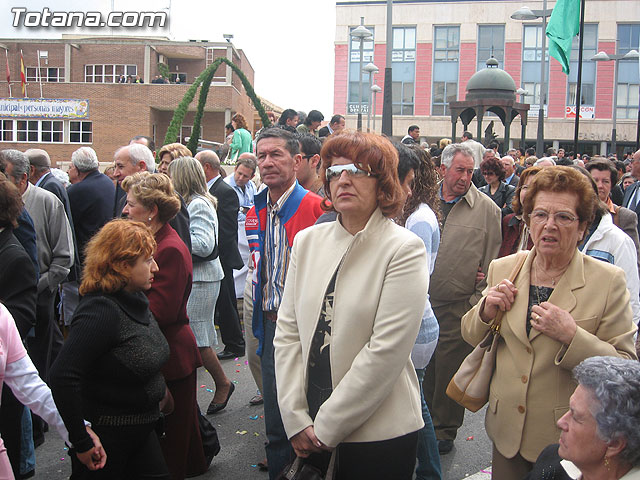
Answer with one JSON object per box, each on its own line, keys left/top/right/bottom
{"left": 292, "top": 153, "right": 303, "bottom": 173}
{"left": 138, "top": 161, "right": 148, "bottom": 173}
{"left": 310, "top": 154, "right": 321, "bottom": 170}
{"left": 605, "top": 435, "right": 627, "bottom": 460}
{"left": 440, "top": 163, "right": 447, "bottom": 178}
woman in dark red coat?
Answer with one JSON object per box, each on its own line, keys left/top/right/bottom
{"left": 122, "top": 172, "right": 208, "bottom": 479}
{"left": 498, "top": 167, "right": 540, "bottom": 258}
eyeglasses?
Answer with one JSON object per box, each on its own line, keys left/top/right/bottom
{"left": 529, "top": 209, "right": 578, "bottom": 226}
{"left": 326, "top": 163, "right": 374, "bottom": 182}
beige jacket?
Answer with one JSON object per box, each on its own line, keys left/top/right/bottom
{"left": 274, "top": 209, "right": 428, "bottom": 447}
{"left": 430, "top": 183, "right": 502, "bottom": 308}
{"left": 461, "top": 248, "right": 638, "bottom": 462}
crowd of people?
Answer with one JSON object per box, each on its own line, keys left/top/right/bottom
{"left": 0, "top": 107, "right": 638, "bottom": 480}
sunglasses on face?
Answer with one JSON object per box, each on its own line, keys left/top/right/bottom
{"left": 326, "top": 163, "right": 374, "bottom": 182}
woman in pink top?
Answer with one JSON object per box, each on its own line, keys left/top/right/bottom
{"left": 0, "top": 304, "right": 105, "bottom": 477}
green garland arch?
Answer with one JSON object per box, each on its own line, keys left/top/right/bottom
{"left": 162, "top": 57, "right": 272, "bottom": 158}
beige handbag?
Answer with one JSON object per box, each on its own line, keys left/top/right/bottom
{"left": 446, "top": 251, "right": 528, "bottom": 412}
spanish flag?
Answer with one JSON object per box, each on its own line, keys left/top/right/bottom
{"left": 20, "top": 49, "right": 26, "bottom": 97}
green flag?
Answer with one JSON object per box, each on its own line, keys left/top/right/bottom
{"left": 546, "top": 0, "right": 581, "bottom": 75}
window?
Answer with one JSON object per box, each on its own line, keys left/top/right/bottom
{"left": 432, "top": 26, "right": 460, "bottom": 115}
{"left": 17, "top": 120, "right": 39, "bottom": 142}
{"left": 70, "top": 121, "right": 92, "bottom": 143}
{"left": 170, "top": 73, "right": 187, "bottom": 83}
{"left": 477, "top": 25, "right": 505, "bottom": 70}
{"left": 392, "top": 27, "right": 416, "bottom": 115}
{"left": 85, "top": 64, "right": 137, "bottom": 83}
{"left": 26, "top": 67, "right": 64, "bottom": 82}
{"left": 616, "top": 24, "right": 640, "bottom": 119}
{"left": 40, "top": 121, "right": 63, "bottom": 143}
{"left": 347, "top": 26, "right": 375, "bottom": 114}
{"left": 521, "top": 25, "right": 549, "bottom": 107}
{"left": 0, "top": 120, "right": 13, "bottom": 141}
{"left": 567, "top": 24, "right": 597, "bottom": 107}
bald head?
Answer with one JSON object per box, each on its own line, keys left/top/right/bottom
{"left": 195, "top": 150, "right": 220, "bottom": 182}
{"left": 25, "top": 148, "right": 51, "bottom": 184}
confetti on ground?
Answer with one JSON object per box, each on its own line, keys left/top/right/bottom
{"left": 251, "top": 464, "right": 258, "bottom": 468}
{"left": 236, "top": 363, "right": 241, "bottom": 366}
{"left": 206, "top": 388, "right": 213, "bottom": 392}
{"left": 250, "top": 415, "right": 259, "bottom": 420}
{"left": 234, "top": 357, "right": 239, "bottom": 361}
{"left": 260, "top": 415, "right": 264, "bottom": 419}
{"left": 466, "top": 436, "right": 474, "bottom": 441}
{"left": 244, "top": 360, "right": 249, "bottom": 365}
{"left": 232, "top": 380, "right": 239, "bottom": 384}
{"left": 63, "top": 447, "right": 68, "bottom": 451}
{"left": 200, "top": 385, "right": 206, "bottom": 388}
{"left": 236, "top": 370, "right": 240, "bottom": 372}
{"left": 236, "top": 430, "right": 248, "bottom": 435}
{"left": 254, "top": 432, "right": 260, "bottom": 436}
{"left": 60, "top": 457, "right": 65, "bottom": 461}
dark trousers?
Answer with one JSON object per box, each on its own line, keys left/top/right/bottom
{"left": 423, "top": 301, "right": 473, "bottom": 442}
{"left": 27, "top": 289, "right": 63, "bottom": 383}
{"left": 160, "top": 372, "right": 206, "bottom": 479}
{"left": 261, "top": 318, "right": 294, "bottom": 479}
{"left": 70, "top": 423, "right": 170, "bottom": 480}
{"left": 0, "top": 388, "right": 24, "bottom": 478}
{"left": 214, "top": 264, "right": 245, "bottom": 354}
{"left": 308, "top": 431, "right": 419, "bottom": 480}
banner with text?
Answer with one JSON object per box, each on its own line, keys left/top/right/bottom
{"left": 565, "top": 106, "right": 595, "bottom": 119}
{"left": 0, "top": 97, "right": 89, "bottom": 118}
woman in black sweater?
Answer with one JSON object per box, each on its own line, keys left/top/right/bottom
{"left": 50, "top": 219, "right": 170, "bottom": 479}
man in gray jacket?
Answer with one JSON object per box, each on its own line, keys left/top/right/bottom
{"left": 0, "top": 149, "right": 74, "bottom": 381}
{"left": 423, "top": 143, "right": 501, "bottom": 455}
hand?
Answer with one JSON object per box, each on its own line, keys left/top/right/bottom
{"left": 475, "top": 266, "right": 486, "bottom": 285}
{"left": 290, "top": 426, "right": 331, "bottom": 458}
{"left": 480, "top": 280, "right": 518, "bottom": 323}
{"left": 530, "top": 302, "right": 577, "bottom": 345}
{"left": 77, "top": 427, "right": 107, "bottom": 471}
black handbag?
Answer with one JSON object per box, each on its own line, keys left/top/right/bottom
{"left": 276, "top": 452, "right": 336, "bottom": 480}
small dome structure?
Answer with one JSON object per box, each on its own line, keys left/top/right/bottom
{"left": 466, "top": 58, "right": 517, "bottom": 101}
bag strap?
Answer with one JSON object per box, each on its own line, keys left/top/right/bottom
{"left": 325, "top": 451, "right": 337, "bottom": 480}
{"left": 491, "top": 251, "right": 528, "bottom": 331}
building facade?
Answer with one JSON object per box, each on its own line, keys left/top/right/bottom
{"left": 334, "top": 0, "right": 640, "bottom": 155}
{"left": 0, "top": 35, "right": 258, "bottom": 165}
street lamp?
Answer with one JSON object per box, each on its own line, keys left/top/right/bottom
{"left": 591, "top": 49, "right": 640, "bottom": 154}
{"left": 371, "top": 84, "right": 382, "bottom": 133}
{"left": 363, "top": 62, "right": 379, "bottom": 132}
{"left": 350, "top": 18, "right": 373, "bottom": 132}
{"left": 511, "top": 3, "right": 553, "bottom": 157}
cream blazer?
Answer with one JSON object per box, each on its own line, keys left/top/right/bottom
{"left": 274, "top": 208, "right": 428, "bottom": 447}
{"left": 461, "top": 248, "right": 638, "bottom": 462}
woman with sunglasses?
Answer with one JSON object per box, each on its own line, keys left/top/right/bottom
{"left": 273, "top": 131, "right": 429, "bottom": 479}
{"left": 461, "top": 167, "right": 637, "bottom": 480}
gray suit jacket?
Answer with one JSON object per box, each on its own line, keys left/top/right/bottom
{"left": 188, "top": 196, "right": 224, "bottom": 283}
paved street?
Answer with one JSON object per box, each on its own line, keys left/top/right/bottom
{"left": 36, "top": 346, "right": 492, "bottom": 479}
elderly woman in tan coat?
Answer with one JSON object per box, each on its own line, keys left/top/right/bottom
{"left": 461, "top": 167, "right": 637, "bottom": 480}
{"left": 274, "top": 132, "right": 428, "bottom": 479}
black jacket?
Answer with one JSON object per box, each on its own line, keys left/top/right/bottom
{"left": 209, "top": 176, "right": 243, "bottom": 270}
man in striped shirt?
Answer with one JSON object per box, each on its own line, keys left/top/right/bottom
{"left": 246, "top": 128, "right": 323, "bottom": 479}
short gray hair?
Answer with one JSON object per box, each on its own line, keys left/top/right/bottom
{"left": 534, "top": 157, "right": 556, "bottom": 166}
{"left": 0, "top": 149, "right": 29, "bottom": 181}
{"left": 501, "top": 155, "right": 515, "bottom": 166}
{"left": 115, "top": 144, "right": 155, "bottom": 173}
{"left": 71, "top": 147, "right": 99, "bottom": 172}
{"left": 573, "top": 356, "right": 640, "bottom": 467}
{"left": 196, "top": 150, "right": 220, "bottom": 171}
{"left": 25, "top": 148, "right": 51, "bottom": 173}
{"left": 441, "top": 143, "right": 474, "bottom": 168}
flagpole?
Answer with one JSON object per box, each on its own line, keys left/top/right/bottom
{"left": 37, "top": 50, "right": 43, "bottom": 98}
{"left": 573, "top": 0, "right": 586, "bottom": 154}
{"left": 20, "top": 49, "right": 26, "bottom": 98}
{"left": 4, "top": 49, "right": 11, "bottom": 97}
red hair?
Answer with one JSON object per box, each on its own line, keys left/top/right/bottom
{"left": 80, "top": 219, "right": 156, "bottom": 295}
{"left": 320, "top": 131, "right": 404, "bottom": 218}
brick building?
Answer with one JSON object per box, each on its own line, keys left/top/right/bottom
{"left": 334, "top": 0, "right": 640, "bottom": 156}
{"left": 0, "top": 35, "right": 260, "bottom": 165}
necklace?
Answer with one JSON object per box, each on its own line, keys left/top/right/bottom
{"left": 534, "top": 258, "right": 569, "bottom": 287}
